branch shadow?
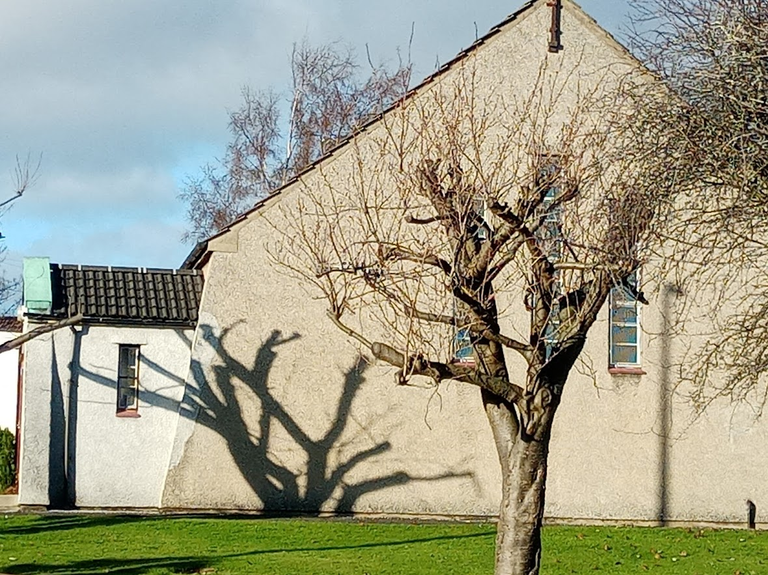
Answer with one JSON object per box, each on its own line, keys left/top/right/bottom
{"left": 176, "top": 325, "right": 471, "bottom": 514}
{"left": 1, "top": 528, "right": 494, "bottom": 574}
{"left": 0, "top": 515, "right": 162, "bottom": 536}
{"left": 46, "top": 322, "right": 471, "bottom": 517}
{"left": 2, "top": 555, "right": 209, "bottom": 574}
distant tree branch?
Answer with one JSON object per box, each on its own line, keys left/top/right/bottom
{"left": 1, "top": 153, "right": 41, "bottom": 209}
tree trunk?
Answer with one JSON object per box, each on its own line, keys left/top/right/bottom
{"left": 483, "top": 389, "right": 552, "bottom": 575}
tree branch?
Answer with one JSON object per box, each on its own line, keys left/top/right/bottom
{"left": 326, "top": 311, "right": 372, "bottom": 348}
{"left": 0, "top": 313, "right": 84, "bottom": 354}
{"left": 405, "top": 214, "right": 449, "bottom": 225}
{"left": 378, "top": 245, "right": 453, "bottom": 275}
{"left": 488, "top": 201, "right": 548, "bottom": 264}
{"left": 481, "top": 329, "right": 532, "bottom": 359}
{"left": 370, "top": 341, "right": 524, "bottom": 405}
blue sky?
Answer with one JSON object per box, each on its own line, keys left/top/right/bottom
{"left": 0, "top": 0, "right": 632, "bottom": 278}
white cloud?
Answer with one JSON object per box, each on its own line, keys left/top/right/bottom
{"left": 0, "top": 0, "right": 631, "bottom": 270}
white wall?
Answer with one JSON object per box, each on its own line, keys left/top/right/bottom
{"left": 19, "top": 323, "right": 193, "bottom": 508}
{"left": 0, "top": 332, "right": 19, "bottom": 434}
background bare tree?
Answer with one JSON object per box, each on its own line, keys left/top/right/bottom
{"left": 273, "top": 66, "right": 675, "bottom": 574}
{"left": 0, "top": 154, "right": 41, "bottom": 312}
{"left": 181, "top": 41, "right": 411, "bottom": 242}
{"left": 629, "top": 0, "right": 768, "bottom": 412}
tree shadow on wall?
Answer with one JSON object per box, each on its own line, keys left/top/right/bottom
{"left": 180, "top": 326, "right": 470, "bottom": 514}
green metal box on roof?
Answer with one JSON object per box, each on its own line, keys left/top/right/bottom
{"left": 23, "top": 257, "right": 52, "bottom": 314}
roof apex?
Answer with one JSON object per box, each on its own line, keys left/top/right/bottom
{"left": 183, "top": 0, "right": 638, "bottom": 269}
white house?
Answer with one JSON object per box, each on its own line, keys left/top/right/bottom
{"left": 17, "top": 259, "right": 203, "bottom": 508}
{"left": 0, "top": 317, "right": 22, "bottom": 435}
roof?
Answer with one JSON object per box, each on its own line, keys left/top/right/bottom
{"left": 33, "top": 264, "right": 203, "bottom": 327}
{"left": 0, "top": 317, "right": 22, "bottom": 333}
{"left": 183, "top": 0, "right": 640, "bottom": 270}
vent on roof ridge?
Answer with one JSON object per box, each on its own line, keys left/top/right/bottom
{"left": 547, "top": 0, "right": 563, "bottom": 53}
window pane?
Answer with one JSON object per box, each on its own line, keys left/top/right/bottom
{"left": 119, "top": 364, "right": 137, "bottom": 380}
{"left": 613, "top": 286, "right": 636, "bottom": 304}
{"left": 612, "top": 325, "right": 638, "bottom": 345}
{"left": 117, "top": 345, "right": 140, "bottom": 412}
{"left": 611, "top": 345, "right": 638, "bottom": 365}
{"left": 611, "top": 307, "right": 638, "bottom": 325}
{"left": 118, "top": 346, "right": 137, "bottom": 377}
{"left": 454, "top": 329, "right": 474, "bottom": 362}
{"left": 613, "top": 272, "right": 640, "bottom": 303}
{"left": 118, "top": 382, "right": 137, "bottom": 410}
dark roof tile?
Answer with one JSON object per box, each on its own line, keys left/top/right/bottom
{"left": 0, "top": 317, "right": 22, "bottom": 332}
{"left": 47, "top": 264, "right": 203, "bottom": 326}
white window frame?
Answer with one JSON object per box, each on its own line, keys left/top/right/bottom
{"left": 452, "top": 326, "right": 475, "bottom": 364}
{"left": 608, "top": 272, "right": 641, "bottom": 368}
{"left": 537, "top": 155, "right": 564, "bottom": 263}
{"left": 117, "top": 344, "right": 140, "bottom": 413}
{"left": 533, "top": 154, "right": 564, "bottom": 358}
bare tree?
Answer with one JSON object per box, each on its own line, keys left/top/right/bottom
{"left": 0, "top": 153, "right": 42, "bottom": 313}
{"left": 271, "top": 65, "right": 675, "bottom": 574}
{"left": 628, "top": 0, "right": 768, "bottom": 412}
{"left": 181, "top": 41, "right": 411, "bottom": 242}
{"left": 3, "top": 153, "right": 41, "bottom": 211}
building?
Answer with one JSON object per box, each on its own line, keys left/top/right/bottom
{"left": 0, "top": 317, "right": 22, "bottom": 437}
{"left": 16, "top": 0, "right": 767, "bottom": 527}
{"left": 18, "top": 260, "right": 202, "bottom": 508}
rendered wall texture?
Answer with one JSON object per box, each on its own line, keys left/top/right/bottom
{"left": 18, "top": 324, "right": 193, "bottom": 508}
{"left": 162, "top": 1, "right": 768, "bottom": 526}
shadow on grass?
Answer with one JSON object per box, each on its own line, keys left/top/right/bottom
{"left": 0, "top": 515, "right": 165, "bottom": 536}
{"left": 1, "top": 530, "right": 495, "bottom": 574}
{"left": 1, "top": 555, "right": 209, "bottom": 575}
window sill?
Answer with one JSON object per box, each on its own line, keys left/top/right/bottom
{"left": 608, "top": 366, "right": 646, "bottom": 376}
{"left": 116, "top": 410, "right": 141, "bottom": 418}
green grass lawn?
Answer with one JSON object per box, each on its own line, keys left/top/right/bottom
{"left": 0, "top": 514, "right": 765, "bottom": 574}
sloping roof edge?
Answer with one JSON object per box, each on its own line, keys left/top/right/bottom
{"left": 182, "top": 0, "right": 640, "bottom": 270}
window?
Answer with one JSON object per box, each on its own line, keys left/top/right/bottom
{"left": 452, "top": 327, "right": 475, "bottom": 364}
{"left": 469, "top": 196, "right": 491, "bottom": 241}
{"left": 537, "top": 156, "right": 564, "bottom": 262}
{"left": 534, "top": 155, "right": 563, "bottom": 358}
{"left": 117, "top": 345, "right": 140, "bottom": 414}
{"left": 609, "top": 272, "right": 641, "bottom": 367}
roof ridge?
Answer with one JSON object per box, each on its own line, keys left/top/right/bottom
{"left": 55, "top": 263, "right": 201, "bottom": 275}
